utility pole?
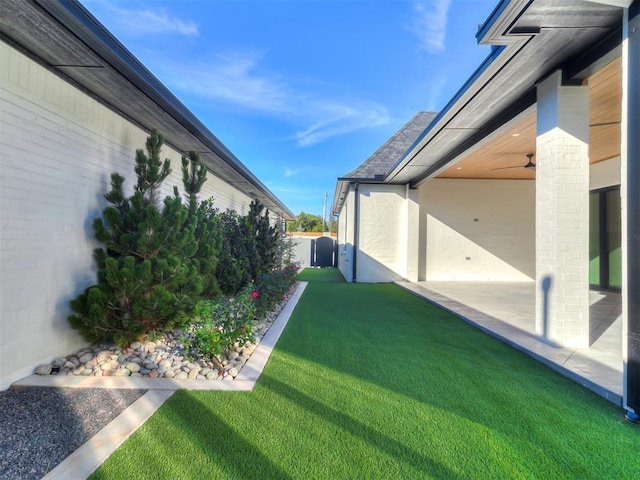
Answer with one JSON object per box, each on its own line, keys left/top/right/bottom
{"left": 322, "top": 191, "right": 328, "bottom": 232}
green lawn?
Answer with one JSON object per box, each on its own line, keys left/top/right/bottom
{"left": 92, "top": 269, "right": 639, "bottom": 479}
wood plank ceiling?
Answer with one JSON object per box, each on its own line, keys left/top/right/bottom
{"left": 437, "top": 57, "right": 621, "bottom": 180}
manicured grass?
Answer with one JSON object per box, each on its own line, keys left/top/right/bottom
{"left": 92, "top": 269, "right": 639, "bottom": 479}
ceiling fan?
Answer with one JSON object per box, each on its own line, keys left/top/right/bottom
{"left": 492, "top": 153, "right": 535, "bottom": 171}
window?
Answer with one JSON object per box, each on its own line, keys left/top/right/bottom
{"left": 589, "top": 186, "right": 622, "bottom": 291}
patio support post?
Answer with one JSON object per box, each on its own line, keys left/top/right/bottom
{"left": 535, "top": 70, "right": 591, "bottom": 348}
{"left": 624, "top": 1, "right": 640, "bottom": 420}
{"left": 404, "top": 184, "right": 421, "bottom": 282}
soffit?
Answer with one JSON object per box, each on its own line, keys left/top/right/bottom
{"left": 386, "top": 0, "right": 622, "bottom": 186}
{"left": 436, "top": 56, "right": 622, "bottom": 179}
{"left": 0, "top": 0, "right": 295, "bottom": 220}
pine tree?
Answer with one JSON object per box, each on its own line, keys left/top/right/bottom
{"left": 69, "top": 131, "right": 203, "bottom": 345}
{"left": 181, "top": 152, "right": 221, "bottom": 298}
{"left": 216, "top": 210, "right": 251, "bottom": 295}
{"left": 245, "top": 200, "right": 279, "bottom": 277}
{"left": 134, "top": 129, "right": 171, "bottom": 205}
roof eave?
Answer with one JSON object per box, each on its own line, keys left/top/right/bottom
{"left": 29, "top": 0, "right": 295, "bottom": 220}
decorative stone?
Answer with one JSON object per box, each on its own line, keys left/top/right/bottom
{"left": 148, "top": 371, "right": 159, "bottom": 378}
{"left": 77, "top": 352, "right": 94, "bottom": 364}
{"left": 164, "top": 370, "right": 176, "bottom": 378}
{"left": 125, "top": 362, "right": 141, "bottom": 373}
{"left": 95, "top": 351, "right": 111, "bottom": 363}
{"left": 228, "top": 351, "right": 239, "bottom": 361}
{"left": 100, "top": 360, "right": 118, "bottom": 372}
{"left": 158, "top": 359, "right": 171, "bottom": 369}
{"left": 187, "top": 369, "right": 199, "bottom": 379}
{"left": 35, "top": 365, "right": 52, "bottom": 375}
{"left": 228, "top": 367, "right": 238, "bottom": 378}
{"left": 51, "top": 357, "right": 67, "bottom": 367}
{"left": 143, "top": 361, "right": 158, "bottom": 370}
{"left": 175, "top": 371, "right": 188, "bottom": 379}
{"left": 112, "top": 367, "right": 131, "bottom": 377}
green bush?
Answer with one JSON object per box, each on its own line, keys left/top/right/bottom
{"left": 189, "top": 287, "right": 257, "bottom": 370}
{"left": 253, "top": 264, "right": 299, "bottom": 317}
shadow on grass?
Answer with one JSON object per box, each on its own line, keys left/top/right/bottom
{"left": 159, "top": 392, "right": 294, "bottom": 480}
{"left": 259, "top": 374, "right": 461, "bottom": 479}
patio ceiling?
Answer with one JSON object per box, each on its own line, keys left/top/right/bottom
{"left": 385, "top": 0, "right": 623, "bottom": 188}
{"left": 436, "top": 57, "right": 622, "bottom": 180}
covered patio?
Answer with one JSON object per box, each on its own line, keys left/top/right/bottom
{"left": 397, "top": 281, "right": 623, "bottom": 404}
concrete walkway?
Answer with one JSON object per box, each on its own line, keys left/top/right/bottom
{"left": 10, "top": 283, "right": 307, "bottom": 480}
{"left": 396, "top": 280, "right": 623, "bottom": 405}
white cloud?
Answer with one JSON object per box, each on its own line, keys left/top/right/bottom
{"left": 86, "top": 1, "right": 198, "bottom": 37}
{"left": 411, "top": 0, "right": 452, "bottom": 54}
{"left": 154, "top": 52, "right": 392, "bottom": 146}
{"left": 294, "top": 102, "right": 391, "bottom": 147}
{"left": 284, "top": 167, "right": 304, "bottom": 178}
{"left": 164, "top": 53, "right": 289, "bottom": 112}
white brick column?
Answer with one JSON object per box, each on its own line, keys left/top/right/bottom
{"left": 404, "top": 185, "right": 421, "bottom": 281}
{"left": 535, "top": 70, "right": 591, "bottom": 347}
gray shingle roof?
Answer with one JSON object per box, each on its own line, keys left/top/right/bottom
{"left": 342, "top": 111, "right": 438, "bottom": 180}
{"left": 332, "top": 111, "right": 438, "bottom": 215}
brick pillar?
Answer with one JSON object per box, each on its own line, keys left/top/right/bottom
{"left": 535, "top": 70, "right": 590, "bottom": 347}
{"left": 404, "top": 184, "right": 420, "bottom": 281}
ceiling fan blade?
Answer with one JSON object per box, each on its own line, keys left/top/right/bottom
{"left": 491, "top": 165, "right": 526, "bottom": 171}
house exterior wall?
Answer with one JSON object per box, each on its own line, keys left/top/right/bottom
{"left": 356, "top": 184, "right": 407, "bottom": 283}
{"left": 337, "top": 186, "right": 355, "bottom": 282}
{"left": 0, "top": 42, "right": 255, "bottom": 389}
{"left": 419, "top": 179, "right": 536, "bottom": 281}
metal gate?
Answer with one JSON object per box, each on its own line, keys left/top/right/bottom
{"left": 311, "top": 236, "right": 335, "bottom": 267}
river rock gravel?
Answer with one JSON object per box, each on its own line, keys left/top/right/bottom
{"left": 0, "top": 387, "right": 146, "bottom": 479}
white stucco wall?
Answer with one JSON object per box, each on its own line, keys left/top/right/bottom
{"left": 0, "top": 42, "right": 255, "bottom": 389}
{"left": 420, "top": 179, "right": 536, "bottom": 281}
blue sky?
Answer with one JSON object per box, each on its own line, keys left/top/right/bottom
{"left": 83, "top": 0, "right": 498, "bottom": 217}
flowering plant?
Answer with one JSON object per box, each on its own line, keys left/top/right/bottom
{"left": 252, "top": 263, "right": 299, "bottom": 317}
{"left": 188, "top": 286, "right": 256, "bottom": 369}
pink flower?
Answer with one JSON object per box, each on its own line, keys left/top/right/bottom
{"left": 283, "top": 295, "right": 287, "bottom": 300}
{"left": 240, "top": 327, "right": 246, "bottom": 333}
{"left": 251, "top": 291, "right": 258, "bottom": 299}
